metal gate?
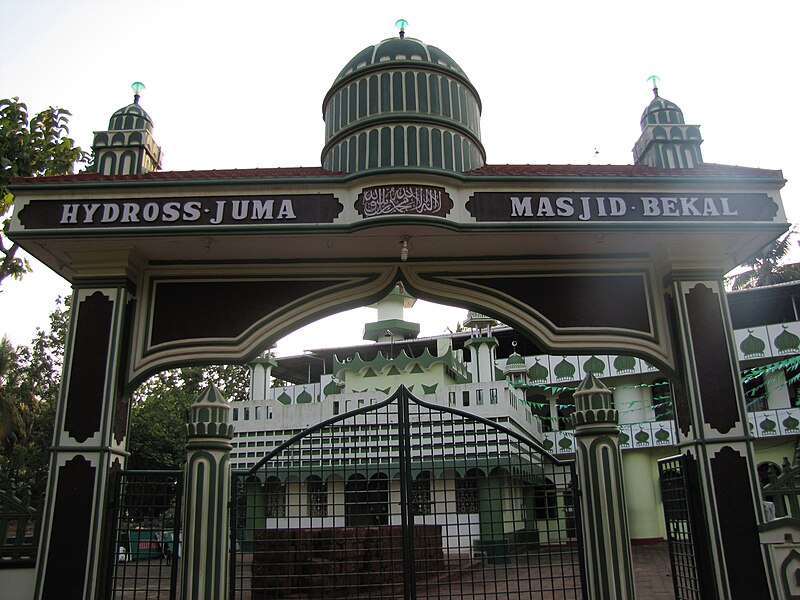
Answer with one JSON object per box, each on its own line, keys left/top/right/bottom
{"left": 658, "top": 455, "right": 703, "bottom": 600}
{"left": 231, "top": 385, "right": 584, "bottom": 599}
{"left": 106, "top": 470, "right": 183, "bottom": 599}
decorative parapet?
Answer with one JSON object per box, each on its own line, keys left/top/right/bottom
{"left": 544, "top": 420, "right": 677, "bottom": 454}
{"left": 748, "top": 408, "right": 800, "bottom": 438}
{"left": 333, "top": 347, "right": 471, "bottom": 383}
{"left": 734, "top": 320, "right": 800, "bottom": 363}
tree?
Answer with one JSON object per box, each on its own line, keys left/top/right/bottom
{"left": 0, "top": 98, "right": 89, "bottom": 285}
{"left": 0, "top": 296, "right": 69, "bottom": 503}
{"left": 128, "top": 363, "right": 249, "bottom": 470}
{"left": 728, "top": 230, "right": 800, "bottom": 290}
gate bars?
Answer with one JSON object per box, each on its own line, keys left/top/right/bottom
{"left": 231, "top": 385, "right": 585, "bottom": 599}
{"left": 106, "top": 470, "right": 183, "bottom": 599}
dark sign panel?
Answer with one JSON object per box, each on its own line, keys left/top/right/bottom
{"left": 17, "top": 194, "right": 343, "bottom": 230}
{"left": 466, "top": 192, "right": 779, "bottom": 223}
{"left": 356, "top": 185, "right": 452, "bottom": 218}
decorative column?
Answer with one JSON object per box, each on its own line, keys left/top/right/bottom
{"left": 572, "top": 373, "right": 636, "bottom": 600}
{"left": 34, "top": 283, "right": 134, "bottom": 600}
{"left": 181, "top": 385, "right": 233, "bottom": 600}
{"left": 668, "top": 276, "right": 774, "bottom": 598}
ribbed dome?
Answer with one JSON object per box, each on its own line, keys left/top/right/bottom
{"left": 640, "top": 92, "right": 685, "bottom": 130}
{"left": 322, "top": 36, "right": 485, "bottom": 175}
{"left": 108, "top": 101, "right": 154, "bottom": 132}
{"left": 504, "top": 352, "right": 526, "bottom": 372}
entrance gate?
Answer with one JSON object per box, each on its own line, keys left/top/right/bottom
{"left": 230, "top": 386, "right": 585, "bottom": 599}
{"left": 106, "top": 471, "right": 183, "bottom": 599}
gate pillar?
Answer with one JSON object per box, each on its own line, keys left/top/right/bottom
{"left": 573, "top": 373, "right": 636, "bottom": 600}
{"left": 181, "top": 385, "right": 233, "bottom": 600}
{"left": 668, "top": 276, "right": 774, "bottom": 598}
{"left": 33, "top": 283, "right": 134, "bottom": 600}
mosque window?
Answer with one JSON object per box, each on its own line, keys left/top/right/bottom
{"left": 450, "top": 81, "right": 460, "bottom": 121}
{"left": 743, "top": 375, "right": 768, "bottom": 412}
{"left": 652, "top": 378, "right": 673, "bottom": 421}
{"left": 490, "top": 388, "right": 498, "bottom": 404}
{"left": 462, "top": 391, "right": 470, "bottom": 407}
{"left": 532, "top": 481, "right": 558, "bottom": 520}
{"left": 368, "top": 75, "right": 379, "bottom": 114}
{"left": 456, "top": 470, "right": 480, "bottom": 514}
{"left": 380, "top": 73, "right": 391, "bottom": 112}
{"left": 448, "top": 392, "right": 456, "bottom": 406}
{"left": 412, "top": 471, "right": 432, "bottom": 515}
{"left": 429, "top": 75, "right": 440, "bottom": 113}
{"left": 265, "top": 476, "right": 285, "bottom": 518}
{"left": 392, "top": 72, "right": 404, "bottom": 110}
{"left": 431, "top": 130, "right": 442, "bottom": 169}
{"left": 407, "top": 127, "right": 418, "bottom": 167}
{"left": 417, "top": 73, "right": 428, "bottom": 112}
{"left": 405, "top": 72, "right": 416, "bottom": 110}
{"left": 557, "top": 390, "right": 575, "bottom": 430}
{"left": 243, "top": 407, "right": 250, "bottom": 421}
{"left": 306, "top": 476, "right": 328, "bottom": 517}
{"left": 440, "top": 78, "right": 451, "bottom": 118}
{"left": 476, "top": 389, "right": 484, "bottom": 405}
{"left": 443, "top": 132, "right": 453, "bottom": 171}
{"left": 254, "top": 406, "right": 261, "bottom": 420}
{"left": 232, "top": 408, "right": 239, "bottom": 421}
{"left": 358, "top": 79, "right": 367, "bottom": 118}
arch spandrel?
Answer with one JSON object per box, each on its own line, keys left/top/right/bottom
{"left": 128, "top": 258, "right": 675, "bottom": 388}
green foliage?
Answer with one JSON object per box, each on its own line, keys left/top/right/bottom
{"left": 727, "top": 229, "right": 800, "bottom": 290}
{"left": 0, "top": 97, "right": 89, "bottom": 285}
{"left": 128, "top": 363, "right": 249, "bottom": 470}
{"left": 0, "top": 296, "right": 69, "bottom": 505}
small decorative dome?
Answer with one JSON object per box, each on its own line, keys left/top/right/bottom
{"left": 554, "top": 358, "right": 576, "bottom": 381}
{"left": 774, "top": 326, "right": 800, "bottom": 354}
{"left": 613, "top": 355, "right": 636, "bottom": 374}
{"left": 740, "top": 331, "right": 766, "bottom": 358}
{"left": 582, "top": 356, "right": 606, "bottom": 376}
{"left": 323, "top": 379, "right": 343, "bottom": 396}
{"left": 504, "top": 352, "right": 526, "bottom": 373}
{"left": 108, "top": 102, "right": 154, "bottom": 132}
{"left": 529, "top": 359, "right": 549, "bottom": 383}
{"left": 640, "top": 90, "right": 685, "bottom": 131}
{"left": 322, "top": 28, "right": 485, "bottom": 174}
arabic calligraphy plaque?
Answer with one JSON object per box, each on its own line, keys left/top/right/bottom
{"left": 355, "top": 185, "right": 452, "bottom": 218}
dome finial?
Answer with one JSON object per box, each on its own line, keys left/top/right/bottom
{"left": 395, "top": 18, "right": 408, "bottom": 39}
{"left": 131, "top": 81, "right": 145, "bottom": 105}
{"left": 647, "top": 74, "right": 660, "bottom": 98}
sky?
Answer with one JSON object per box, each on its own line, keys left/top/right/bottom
{"left": 1, "top": 0, "right": 799, "bottom": 356}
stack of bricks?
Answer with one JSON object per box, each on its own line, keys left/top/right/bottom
{"left": 251, "top": 525, "right": 443, "bottom": 598}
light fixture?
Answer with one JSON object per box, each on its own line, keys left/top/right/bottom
{"left": 395, "top": 19, "right": 408, "bottom": 39}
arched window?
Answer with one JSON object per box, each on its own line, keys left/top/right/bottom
{"left": 265, "top": 476, "right": 285, "bottom": 518}
{"left": 412, "top": 471, "right": 432, "bottom": 515}
{"left": 557, "top": 390, "right": 575, "bottom": 430}
{"left": 527, "top": 393, "right": 552, "bottom": 432}
{"left": 306, "top": 476, "right": 327, "bottom": 517}
{"left": 456, "top": 469, "right": 481, "bottom": 514}
{"left": 651, "top": 378, "right": 673, "bottom": 421}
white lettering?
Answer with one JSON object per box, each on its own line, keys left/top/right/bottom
{"left": 596, "top": 197, "right": 607, "bottom": 217}
{"left": 608, "top": 197, "right": 626, "bottom": 216}
{"left": 537, "top": 197, "right": 555, "bottom": 217}
{"left": 102, "top": 203, "right": 119, "bottom": 222}
{"left": 579, "top": 197, "right": 591, "bottom": 221}
{"left": 720, "top": 197, "right": 738, "bottom": 216}
{"left": 702, "top": 198, "right": 720, "bottom": 216}
{"left": 679, "top": 197, "right": 701, "bottom": 216}
{"left": 232, "top": 200, "right": 248, "bottom": 220}
{"left": 277, "top": 199, "right": 296, "bottom": 219}
{"left": 183, "top": 202, "right": 201, "bottom": 221}
{"left": 210, "top": 200, "right": 225, "bottom": 224}
{"left": 60, "top": 204, "right": 79, "bottom": 224}
{"left": 510, "top": 196, "right": 533, "bottom": 217}
{"left": 142, "top": 203, "right": 159, "bottom": 222}
{"left": 641, "top": 197, "right": 660, "bottom": 216}
{"left": 555, "top": 197, "right": 574, "bottom": 217}
{"left": 162, "top": 202, "right": 180, "bottom": 222}
{"left": 251, "top": 200, "right": 274, "bottom": 220}
{"left": 82, "top": 203, "right": 100, "bottom": 223}
{"left": 662, "top": 197, "right": 679, "bottom": 216}
{"left": 121, "top": 203, "right": 140, "bottom": 223}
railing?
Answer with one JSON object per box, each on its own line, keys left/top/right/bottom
{"left": 543, "top": 420, "right": 676, "bottom": 454}
{"left": 0, "top": 490, "right": 40, "bottom": 566}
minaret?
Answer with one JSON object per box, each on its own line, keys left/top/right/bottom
{"left": 91, "top": 81, "right": 163, "bottom": 175}
{"left": 363, "top": 283, "right": 420, "bottom": 342}
{"left": 249, "top": 353, "right": 278, "bottom": 401}
{"left": 632, "top": 76, "right": 703, "bottom": 168}
{"left": 463, "top": 311, "right": 499, "bottom": 383}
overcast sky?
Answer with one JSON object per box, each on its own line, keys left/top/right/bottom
{"left": 1, "top": 0, "right": 798, "bottom": 355}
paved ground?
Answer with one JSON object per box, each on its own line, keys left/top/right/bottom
{"left": 111, "top": 541, "right": 676, "bottom": 598}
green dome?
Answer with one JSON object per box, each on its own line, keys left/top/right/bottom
{"left": 529, "top": 359, "right": 549, "bottom": 382}
{"left": 640, "top": 91, "right": 685, "bottom": 130}
{"left": 582, "top": 356, "right": 605, "bottom": 376}
{"left": 613, "top": 355, "right": 636, "bottom": 374}
{"left": 322, "top": 36, "right": 485, "bottom": 174}
{"left": 108, "top": 100, "right": 154, "bottom": 132}
{"left": 323, "top": 379, "right": 343, "bottom": 396}
{"left": 740, "top": 331, "right": 766, "bottom": 358}
{"left": 774, "top": 326, "right": 800, "bottom": 354}
{"left": 554, "top": 358, "right": 576, "bottom": 381}
{"left": 505, "top": 352, "right": 526, "bottom": 369}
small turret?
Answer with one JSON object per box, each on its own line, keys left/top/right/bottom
{"left": 91, "top": 82, "right": 163, "bottom": 175}
{"left": 632, "top": 77, "right": 703, "bottom": 168}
